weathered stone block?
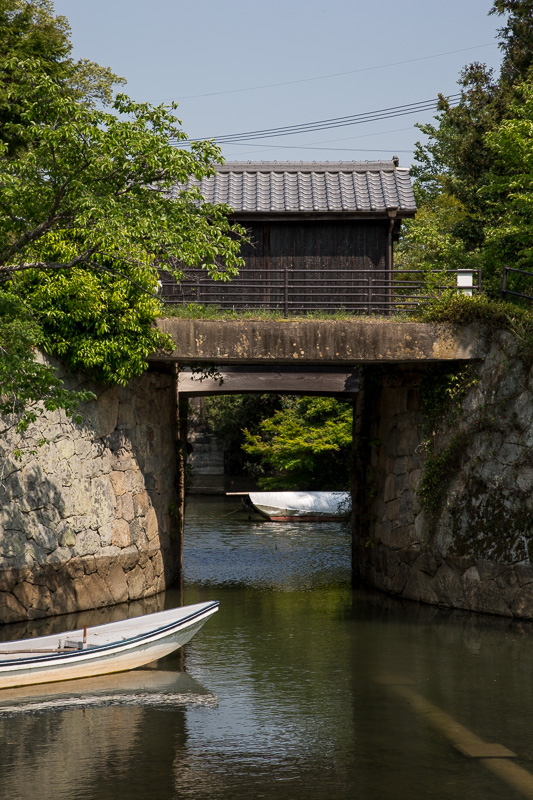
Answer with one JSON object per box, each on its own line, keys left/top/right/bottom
{"left": 142, "top": 559, "right": 155, "bottom": 590}
{"left": 117, "top": 493, "right": 135, "bottom": 523}
{"left": 109, "top": 470, "right": 127, "bottom": 497}
{"left": 105, "top": 564, "right": 129, "bottom": 604}
{"left": 0, "top": 591, "right": 28, "bottom": 623}
{"left": 476, "top": 561, "right": 507, "bottom": 581}
{"left": 119, "top": 545, "right": 141, "bottom": 572}
{"left": 398, "top": 544, "right": 422, "bottom": 565}
{"left": 133, "top": 491, "right": 150, "bottom": 517}
{"left": 98, "top": 522, "right": 113, "bottom": 547}
{"left": 445, "top": 554, "right": 475, "bottom": 574}
{"left": 90, "top": 476, "right": 115, "bottom": 523}
{"left": 95, "top": 389, "right": 119, "bottom": 438}
{"left": 511, "top": 584, "right": 533, "bottom": 618}
{"left": 383, "top": 473, "right": 396, "bottom": 503}
{"left": 515, "top": 563, "right": 533, "bottom": 587}
{"left": 403, "top": 570, "right": 439, "bottom": 605}
{"left": 84, "top": 555, "right": 98, "bottom": 575}
{"left": 73, "top": 530, "right": 101, "bottom": 557}
{"left": 74, "top": 573, "right": 114, "bottom": 611}
{"left": 124, "top": 469, "right": 146, "bottom": 494}
{"left": 64, "top": 559, "right": 85, "bottom": 580}
{"left": 393, "top": 457, "right": 408, "bottom": 476}
{"left": 146, "top": 507, "right": 159, "bottom": 543}
{"left": 473, "top": 581, "right": 513, "bottom": 617}
{"left": 390, "top": 561, "right": 411, "bottom": 594}
{"left": 28, "top": 524, "right": 57, "bottom": 555}
{"left": 127, "top": 565, "right": 146, "bottom": 599}
{"left": 434, "top": 564, "right": 465, "bottom": 608}
{"left": 385, "top": 498, "right": 401, "bottom": 522}
{"left": 151, "top": 550, "right": 164, "bottom": 578}
{"left": 129, "top": 517, "right": 147, "bottom": 547}
{"left": 13, "top": 581, "right": 52, "bottom": 613}
{"left": 417, "top": 551, "right": 439, "bottom": 577}
{"left": 112, "top": 519, "right": 131, "bottom": 548}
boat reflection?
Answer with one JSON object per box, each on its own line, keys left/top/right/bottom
{"left": 0, "top": 668, "right": 216, "bottom": 715}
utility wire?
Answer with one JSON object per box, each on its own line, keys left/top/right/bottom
{"left": 224, "top": 145, "right": 415, "bottom": 153}
{"left": 172, "top": 43, "right": 497, "bottom": 100}
{"left": 217, "top": 126, "right": 419, "bottom": 159}
{"left": 172, "top": 95, "right": 460, "bottom": 146}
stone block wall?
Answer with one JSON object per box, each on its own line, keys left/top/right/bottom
{"left": 354, "top": 334, "right": 533, "bottom": 619}
{"left": 0, "top": 366, "right": 180, "bottom": 624}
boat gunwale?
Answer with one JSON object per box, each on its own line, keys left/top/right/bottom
{"left": 0, "top": 601, "right": 219, "bottom": 672}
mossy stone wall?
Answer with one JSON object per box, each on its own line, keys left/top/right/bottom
{"left": 0, "top": 367, "right": 180, "bottom": 624}
{"left": 354, "top": 333, "right": 533, "bottom": 618}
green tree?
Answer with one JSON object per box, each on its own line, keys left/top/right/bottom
{"left": 0, "top": 2, "right": 245, "bottom": 433}
{"left": 405, "top": 0, "right": 533, "bottom": 293}
{"left": 482, "top": 81, "right": 533, "bottom": 277}
{"left": 204, "top": 394, "right": 283, "bottom": 479}
{"left": 490, "top": 0, "right": 533, "bottom": 87}
{"left": 242, "top": 397, "right": 352, "bottom": 490}
{"left": 0, "top": 0, "right": 123, "bottom": 152}
{"left": 396, "top": 193, "right": 474, "bottom": 276}
{"left": 0, "top": 290, "right": 93, "bottom": 438}
{"left": 1, "top": 74, "right": 243, "bottom": 384}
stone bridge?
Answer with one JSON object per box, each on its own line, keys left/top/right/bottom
{"left": 3, "top": 317, "right": 533, "bottom": 623}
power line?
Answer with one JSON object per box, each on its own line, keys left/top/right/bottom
{"left": 217, "top": 126, "right": 419, "bottom": 159}
{"left": 172, "top": 95, "right": 460, "bottom": 146}
{"left": 224, "top": 145, "right": 414, "bottom": 153}
{"left": 171, "top": 43, "right": 497, "bottom": 100}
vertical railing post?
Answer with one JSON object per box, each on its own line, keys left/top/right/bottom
{"left": 500, "top": 266, "right": 508, "bottom": 298}
{"left": 284, "top": 263, "right": 289, "bottom": 315}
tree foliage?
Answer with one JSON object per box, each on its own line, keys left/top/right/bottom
{"left": 0, "top": 289, "right": 93, "bottom": 437}
{"left": 0, "top": 0, "right": 123, "bottom": 152}
{"left": 203, "top": 394, "right": 283, "bottom": 479}
{"left": 401, "top": 0, "right": 533, "bottom": 294}
{"left": 482, "top": 82, "right": 533, "bottom": 274}
{"left": 242, "top": 397, "right": 352, "bottom": 491}
{"left": 396, "top": 194, "right": 473, "bottom": 275}
{"left": 0, "top": 1, "right": 245, "bottom": 434}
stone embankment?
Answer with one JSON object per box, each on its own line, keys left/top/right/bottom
{"left": 355, "top": 330, "right": 533, "bottom": 618}
{"left": 0, "top": 367, "right": 179, "bottom": 624}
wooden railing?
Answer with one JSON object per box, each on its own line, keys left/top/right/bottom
{"left": 160, "top": 268, "right": 482, "bottom": 315}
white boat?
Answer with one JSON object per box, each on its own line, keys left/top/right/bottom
{"left": 246, "top": 491, "right": 351, "bottom": 522}
{"left": 0, "top": 601, "right": 219, "bottom": 689}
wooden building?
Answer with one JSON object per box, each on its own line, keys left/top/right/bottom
{"left": 163, "top": 160, "right": 416, "bottom": 313}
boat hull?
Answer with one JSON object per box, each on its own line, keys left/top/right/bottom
{"left": 0, "top": 601, "right": 218, "bottom": 689}
{"left": 247, "top": 491, "right": 351, "bottom": 522}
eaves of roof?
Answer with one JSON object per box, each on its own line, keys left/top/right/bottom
{"left": 174, "top": 160, "right": 417, "bottom": 217}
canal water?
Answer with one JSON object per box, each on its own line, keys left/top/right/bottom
{"left": 2, "top": 496, "right": 533, "bottom": 799}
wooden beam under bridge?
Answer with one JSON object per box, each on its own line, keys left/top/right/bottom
{"left": 177, "top": 366, "right": 360, "bottom": 396}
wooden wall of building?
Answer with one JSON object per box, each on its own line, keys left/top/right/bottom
{"left": 164, "top": 219, "right": 390, "bottom": 312}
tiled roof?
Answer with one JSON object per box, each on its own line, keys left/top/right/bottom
{"left": 174, "top": 161, "right": 416, "bottom": 216}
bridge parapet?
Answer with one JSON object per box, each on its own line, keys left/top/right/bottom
{"left": 153, "top": 319, "right": 487, "bottom": 366}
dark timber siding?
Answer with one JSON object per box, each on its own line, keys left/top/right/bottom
{"left": 171, "top": 220, "right": 389, "bottom": 312}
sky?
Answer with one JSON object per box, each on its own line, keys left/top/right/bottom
{"left": 52, "top": 0, "right": 504, "bottom": 169}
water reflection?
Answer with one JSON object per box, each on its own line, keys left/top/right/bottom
{"left": 1, "top": 497, "right": 533, "bottom": 799}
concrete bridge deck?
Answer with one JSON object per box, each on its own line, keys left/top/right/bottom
{"left": 153, "top": 318, "right": 486, "bottom": 366}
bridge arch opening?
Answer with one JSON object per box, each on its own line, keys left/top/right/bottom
{"left": 177, "top": 365, "right": 359, "bottom": 497}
